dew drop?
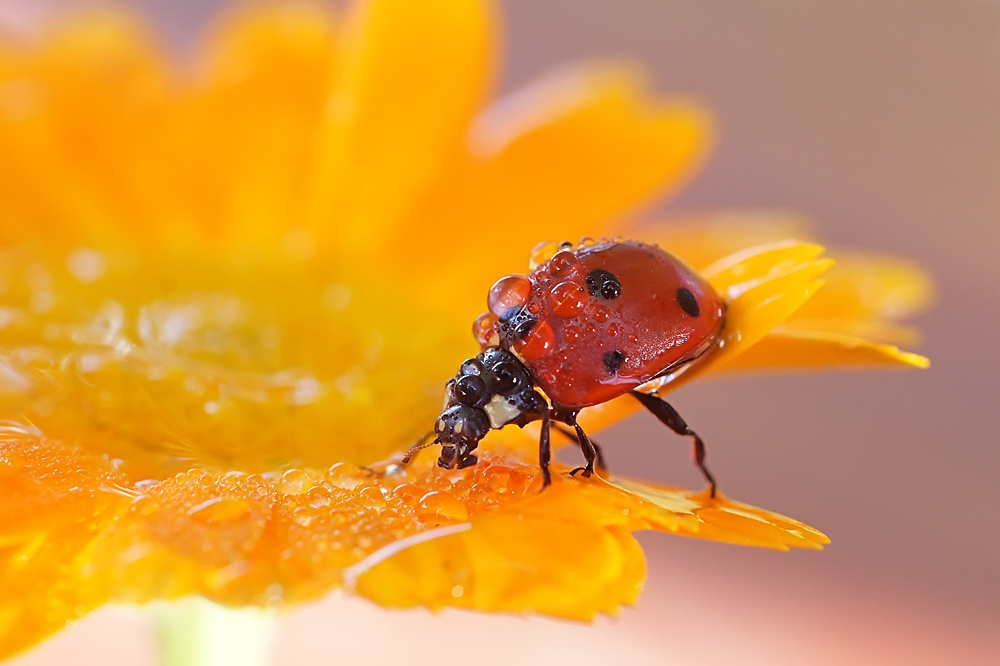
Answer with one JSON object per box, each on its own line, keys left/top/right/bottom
{"left": 547, "top": 281, "right": 587, "bottom": 318}
{"left": 187, "top": 497, "right": 251, "bottom": 523}
{"left": 549, "top": 251, "right": 580, "bottom": 277}
{"left": 513, "top": 319, "right": 555, "bottom": 361}
{"left": 417, "top": 490, "right": 469, "bottom": 522}
{"left": 528, "top": 241, "right": 561, "bottom": 269}
{"left": 472, "top": 312, "right": 499, "bottom": 347}
{"left": 279, "top": 469, "right": 313, "bottom": 495}
{"left": 487, "top": 276, "right": 532, "bottom": 318}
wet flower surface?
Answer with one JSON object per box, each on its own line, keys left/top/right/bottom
{"left": 0, "top": 1, "right": 929, "bottom": 659}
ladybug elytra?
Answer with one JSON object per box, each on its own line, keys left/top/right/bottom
{"left": 406, "top": 238, "right": 725, "bottom": 495}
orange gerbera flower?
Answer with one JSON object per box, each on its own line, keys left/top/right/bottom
{"left": 0, "top": 1, "right": 929, "bottom": 661}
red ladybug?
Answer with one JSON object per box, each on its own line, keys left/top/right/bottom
{"left": 406, "top": 239, "right": 725, "bottom": 495}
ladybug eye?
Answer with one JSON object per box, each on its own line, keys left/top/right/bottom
{"left": 454, "top": 375, "right": 486, "bottom": 405}
{"left": 585, "top": 269, "right": 621, "bottom": 300}
{"left": 490, "top": 361, "right": 521, "bottom": 393}
{"left": 676, "top": 287, "right": 700, "bottom": 317}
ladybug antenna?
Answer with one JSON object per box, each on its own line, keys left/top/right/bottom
{"left": 401, "top": 432, "right": 439, "bottom": 466}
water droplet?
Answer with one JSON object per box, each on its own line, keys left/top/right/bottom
{"left": 528, "top": 241, "right": 561, "bottom": 269}
{"left": 357, "top": 486, "right": 386, "bottom": 509}
{"left": 279, "top": 469, "right": 313, "bottom": 495}
{"left": 291, "top": 506, "right": 314, "bottom": 527}
{"left": 487, "top": 275, "right": 532, "bottom": 318}
{"left": 547, "top": 281, "right": 587, "bottom": 317}
{"left": 472, "top": 312, "right": 499, "bottom": 347}
{"left": 549, "top": 251, "right": 580, "bottom": 277}
{"left": 417, "top": 490, "right": 469, "bottom": 522}
{"left": 513, "top": 319, "right": 555, "bottom": 361}
{"left": 607, "top": 323, "right": 619, "bottom": 337}
{"left": 187, "top": 497, "right": 251, "bottom": 523}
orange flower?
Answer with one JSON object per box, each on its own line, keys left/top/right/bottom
{"left": 0, "top": 1, "right": 929, "bottom": 659}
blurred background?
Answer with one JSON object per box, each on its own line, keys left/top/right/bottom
{"left": 4, "top": 0, "right": 998, "bottom": 664}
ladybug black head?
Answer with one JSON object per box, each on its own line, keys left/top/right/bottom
{"left": 434, "top": 347, "right": 548, "bottom": 470}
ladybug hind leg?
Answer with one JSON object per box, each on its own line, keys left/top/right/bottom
{"left": 552, "top": 422, "right": 608, "bottom": 475}
{"left": 630, "top": 391, "right": 718, "bottom": 498}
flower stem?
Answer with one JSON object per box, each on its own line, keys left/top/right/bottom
{"left": 152, "top": 597, "right": 277, "bottom": 666}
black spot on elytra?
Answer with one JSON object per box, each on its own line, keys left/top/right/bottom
{"left": 586, "top": 269, "right": 621, "bottom": 300}
{"left": 603, "top": 350, "right": 625, "bottom": 374}
{"left": 677, "top": 287, "right": 700, "bottom": 317}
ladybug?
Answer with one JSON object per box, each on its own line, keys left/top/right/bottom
{"left": 406, "top": 238, "right": 725, "bottom": 495}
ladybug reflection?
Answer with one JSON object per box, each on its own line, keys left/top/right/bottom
{"left": 406, "top": 239, "right": 725, "bottom": 495}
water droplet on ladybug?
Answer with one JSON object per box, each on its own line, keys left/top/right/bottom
{"left": 513, "top": 319, "right": 555, "bottom": 361}
{"left": 528, "top": 241, "right": 561, "bottom": 270}
{"left": 592, "top": 306, "right": 610, "bottom": 323}
{"left": 472, "top": 312, "right": 498, "bottom": 346}
{"left": 547, "top": 281, "right": 588, "bottom": 317}
{"left": 487, "top": 275, "right": 532, "bottom": 318}
{"left": 549, "top": 250, "right": 580, "bottom": 277}
{"left": 607, "top": 323, "right": 619, "bottom": 337}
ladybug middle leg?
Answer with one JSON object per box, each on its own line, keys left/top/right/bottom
{"left": 630, "top": 390, "right": 718, "bottom": 497}
{"left": 552, "top": 423, "right": 608, "bottom": 473}
{"left": 552, "top": 411, "right": 601, "bottom": 479}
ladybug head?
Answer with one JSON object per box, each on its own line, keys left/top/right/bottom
{"left": 434, "top": 347, "right": 548, "bottom": 470}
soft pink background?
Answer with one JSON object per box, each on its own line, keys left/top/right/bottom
{"left": 4, "top": 1, "right": 999, "bottom": 664}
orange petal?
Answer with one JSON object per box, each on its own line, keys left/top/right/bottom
{"left": 704, "top": 241, "right": 834, "bottom": 371}
{"left": 641, "top": 211, "right": 815, "bottom": 272}
{"left": 0, "top": 11, "right": 174, "bottom": 248}
{"left": 788, "top": 253, "right": 934, "bottom": 322}
{"left": 304, "top": 0, "right": 496, "bottom": 255}
{"left": 186, "top": 3, "right": 340, "bottom": 244}
{"left": 720, "top": 327, "right": 930, "bottom": 372}
{"left": 404, "top": 64, "right": 713, "bottom": 288}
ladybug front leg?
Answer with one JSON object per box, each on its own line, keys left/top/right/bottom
{"left": 630, "top": 391, "right": 718, "bottom": 498}
{"left": 538, "top": 407, "right": 553, "bottom": 488}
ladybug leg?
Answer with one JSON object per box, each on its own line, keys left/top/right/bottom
{"left": 630, "top": 391, "right": 718, "bottom": 498}
{"left": 538, "top": 407, "right": 553, "bottom": 488}
{"left": 553, "top": 424, "right": 608, "bottom": 472}
{"left": 559, "top": 412, "right": 600, "bottom": 479}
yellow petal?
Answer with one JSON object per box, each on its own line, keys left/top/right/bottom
{"left": 720, "top": 327, "right": 930, "bottom": 371}
{"left": 704, "top": 241, "right": 835, "bottom": 371}
{"left": 789, "top": 253, "right": 934, "bottom": 322}
{"left": 641, "top": 211, "right": 814, "bottom": 272}
{"left": 403, "top": 64, "right": 712, "bottom": 288}
{"left": 188, "top": 3, "right": 339, "bottom": 244}
{"left": 305, "top": 0, "right": 496, "bottom": 256}
{"left": 0, "top": 11, "right": 173, "bottom": 247}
